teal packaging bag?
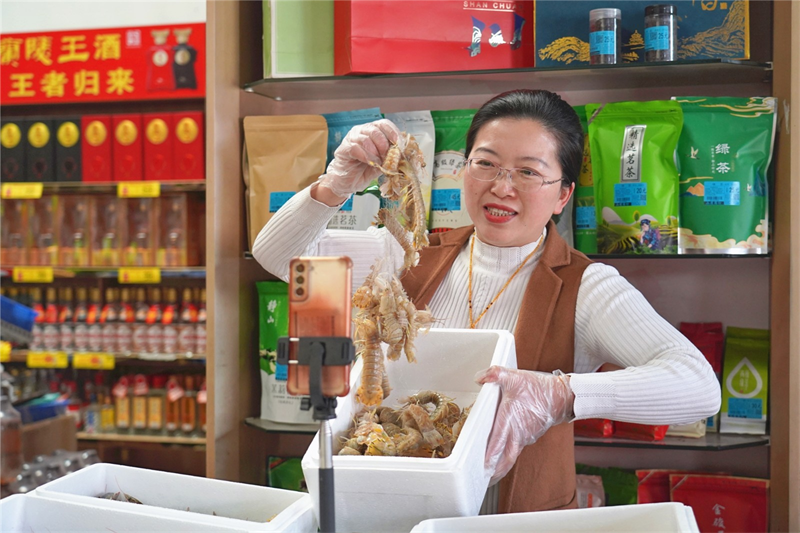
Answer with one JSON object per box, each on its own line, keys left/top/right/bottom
{"left": 322, "top": 107, "right": 382, "bottom": 167}
{"left": 263, "top": 0, "right": 334, "bottom": 78}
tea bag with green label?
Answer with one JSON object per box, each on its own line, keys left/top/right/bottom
{"left": 720, "top": 327, "right": 769, "bottom": 435}
{"left": 430, "top": 109, "right": 476, "bottom": 233}
{"left": 572, "top": 104, "right": 597, "bottom": 254}
{"left": 588, "top": 100, "right": 682, "bottom": 255}
{"left": 672, "top": 97, "right": 776, "bottom": 254}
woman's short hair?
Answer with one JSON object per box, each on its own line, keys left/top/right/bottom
{"left": 465, "top": 89, "right": 584, "bottom": 187}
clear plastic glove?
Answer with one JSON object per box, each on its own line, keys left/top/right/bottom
{"left": 318, "top": 119, "right": 401, "bottom": 198}
{"left": 475, "top": 365, "right": 575, "bottom": 486}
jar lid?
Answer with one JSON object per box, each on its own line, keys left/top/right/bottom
{"left": 590, "top": 8, "right": 621, "bottom": 20}
{"left": 645, "top": 4, "right": 677, "bottom": 15}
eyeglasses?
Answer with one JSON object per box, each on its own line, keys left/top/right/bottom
{"left": 464, "top": 158, "right": 565, "bottom": 192}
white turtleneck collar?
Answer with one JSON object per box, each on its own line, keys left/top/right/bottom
{"left": 469, "top": 226, "right": 548, "bottom": 276}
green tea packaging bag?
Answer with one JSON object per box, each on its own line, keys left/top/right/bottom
{"left": 257, "top": 281, "right": 314, "bottom": 424}
{"left": 588, "top": 100, "right": 683, "bottom": 255}
{"left": 673, "top": 97, "right": 776, "bottom": 254}
{"left": 572, "top": 104, "right": 596, "bottom": 254}
{"left": 263, "top": 0, "right": 334, "bottom": 77}
{"left": 720, "top": 327, "right": 770, "bottom": 435}
{"left": 430, "top": 109, "right": 476, "bottom": 233}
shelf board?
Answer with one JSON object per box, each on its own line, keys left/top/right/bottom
{"left": 243, "top": 59, "right": 772, "bottom": 101}
{"left": 16, "top": 180, "right": 206, "bottom": 194}
{"left": 8, "top": 349, "right": 205, "bottom": 364}
{"left": 588, "top": 253, "right": 771, "bottom": 260}
{"left": 245, "top": 417, "right": 319, "bottom": 435}
{"left": 1, "top": 266, "right": 206, "bottom": 279}
{"left": 77, "top": 432, "right": 205, "bottom": 445}
{"left": 574, "top": 433, "right": 770, "bottom": 451}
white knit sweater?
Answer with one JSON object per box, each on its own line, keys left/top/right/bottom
{"left": 253, "top": 186, "right": 721, "bottom": 424}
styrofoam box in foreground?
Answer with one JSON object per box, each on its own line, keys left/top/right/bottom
{"left": 410, "top": 502, "right": 701, "bottom": 533}
{"left": 302, "top": 328, "right": 516, "bottom": 533}
{"left": 32, "top": 463, "right": 316, "bottom": 533}
{"left": 0, "top": 493, "right": 259, "bottom": 533}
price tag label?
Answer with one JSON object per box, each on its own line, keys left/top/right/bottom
{"left": 1, "top": 182, "right": 43, "bottom": 199}
{"left": 118, "top": 267, "right": 161, "bottom": 284}
{"left": 117, "top": 181, "right": 160, "bottom": 198}
{"left": 73, "top": 352, "right": 115, "bottom": 370}
{"left": 27, "top": 351, "right": 68, "bottom": 368}
{"left": 12, "top": 267, "right": 54, "bottom": 283}
{"left": 0, "top": 342, "right": 11, "bottom": 363}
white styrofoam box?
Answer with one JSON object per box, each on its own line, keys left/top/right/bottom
{"left": 302, "top": 328, "right": 516, "bottom": 533}
{"left": 0, "top": 493, "right": 252, "bottom": 532}
{"left": 33, "top": 463, "right": 316, "bottom": 533}
{"left": 409, "top": 503, "right": 701, "bottom": 533}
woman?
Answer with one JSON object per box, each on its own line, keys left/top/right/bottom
{"left": 253, "top": 89, "right": 720, "bottom": 513}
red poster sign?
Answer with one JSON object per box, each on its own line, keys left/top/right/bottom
{"left": 0, "top": 23, "right": 205, "bottom": 105}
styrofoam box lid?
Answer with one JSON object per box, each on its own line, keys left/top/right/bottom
{"left": 0, "top": 493, "right": 253, "bottom": 533}
{"left": 409, "top": 503, "right": 701, "bottom": 533}
{"left": 302, "top": 328, "right": 516, "bottom": 533}
{"left": 33, "top": 463, "right": 316, "bottom": 533}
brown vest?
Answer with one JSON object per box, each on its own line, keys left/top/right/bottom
{"left": 401, "top": 221, "right": 592, "bottom": 513}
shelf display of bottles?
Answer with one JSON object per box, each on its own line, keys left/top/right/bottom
{"left": 2, "top": 282, "right": 206, "bottom": 359}
{"left": 1, "top": 192, "right": 204, "bottom": 268}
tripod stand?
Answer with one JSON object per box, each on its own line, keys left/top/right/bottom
{"left": 277, "top": 335, "right": 354, "bottom": 533}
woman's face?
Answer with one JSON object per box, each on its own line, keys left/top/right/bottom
{"left": 464, "top": 118, "right": 574, "bottom": 248}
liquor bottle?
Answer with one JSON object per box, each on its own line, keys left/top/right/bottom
{"left": 86, "top": 287, "right": 103, "bottom": 353}
{"left": 158, "top": 196, "right": 186, "bottom": 266}
{"left": 116, "top": 287, "right": 134, "bottom": 355}
{"left": 100, "top": 288, "right": 119, "bottom": 354}
{"left": 165, "top": 375, "right": 183, "bottom": 433}
{"left": 112, "top": 376, "right": 131, "bottom": 433}
{"left": 131, "top": 374, "right": 149, "bottom": 434}
{"left": 177, "top": 287, "right": 197, "bottom": 355}
{"left": 146, "top": 288, "right": 163, "bottom": 355}
{"left": 82, "top": 380, "right": 99, "bottom": 434}
{"left": 147, "top": 375, "right": 166, "bottom": 435}
{"left": 42, "top": 287, "right": 60, "bottom": 351}
{"left": 181, "top": 375, "right": 196, "bottom": 434}
{"left": 30, "top": 287, "right": 45, "bottom": 351}
{"left": 100, "top": 393, "right": 115, "bottom": 433}
{"left": 147, "top": 29, "right": 174, "bottom": 92}
{"left": 172, "top": 28, "right": 197, "bottom": 89}
{"left": 91, "top": 196, "right": 121, "bottom": 267}
{"left": 161, "top": 288, "right": 179, "bottom": 355}
{"left": 72, "top": 287, "right": 89, "bottom": 352}
{"left": 195, "top": 288, "right": 207, "bottom": 355}
{"left": 131, "top": 287, "right": 149, "bottom": 354}
{"left": 57, "top": 287, "right": 74, "bottom": 353}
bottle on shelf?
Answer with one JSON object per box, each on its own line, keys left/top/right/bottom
{"left": 165, "top": 374, "right": 183, "bottom": 434}
{"left": 197, "top": 376, "right": 207, "bottom": 435}
{"left": 172, "top": 28, "right": 198, "bottom": 90}
{"left": 0, "top": 380, "right": 24, "bottom": 486}
{"left": 195, "top": 288, "right": 206, "bottom": 356}
{"left": 181, "top": 375, "right": 196, "bottom": 435}
{"left": 86, "top": 287, "right": 103, "bottom": 353}
{"left": 72, "top": 287, "right": 89, "bottom": 353}
{"left": 117, "top": 288, "right": 134, "bottom": 356}
{"left": 100, "top": 393, "right": 115, "bottom": 433}
{"left": 30, "top": 288, "right": 45, "bottom": 351}
{"left": 42, "top": 288, "right": 60, "bottom": 352}
{"left": 147, "top": 29, "right": 175, "bottom": 92}
{"left": 146, "top": 288, "right": 163, "bottom": 355}
{"left": 112, "top": 375, "right": 131, "bottom": 433}
{"left": 162, "top": 288, "right": 179, "bottom": 355}
{"left": 100, "top": 288, "right": 119, "bottom": 354}
{"left": 177, "top": 287, "right": 197, "bottom": 356}
{"left": 58, "top": 287, "right": 74, "bottom": 353}
{"left": 147, "top": 375, "right": 167, "bottom": 435}
{"left": 131, "top": 287, "right": 149, "bottom": 355}
{"left": 131, "top": 374, "right": 149, "bottom": 434}
{"left": 81, "top": 379, "right": 99, "bottom": 434}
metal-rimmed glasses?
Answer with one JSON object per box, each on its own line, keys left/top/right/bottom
{"left": 464, "top": 158, "right": 565, "bottom": 192}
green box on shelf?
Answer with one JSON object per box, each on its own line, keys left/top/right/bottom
{"left": 263, "top": 0, "right": 334, "bottom": 78}
{"left": 535, "top": 0, "right": 750, "bottom": 67}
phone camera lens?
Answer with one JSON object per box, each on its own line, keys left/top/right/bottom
{"left": 295, "top": 264, "right": 305, "bottom": 273}
{"left": 296, "top": 276, "right": 305, "bottom": 284}
{"left": 296, "top": 288, "right": 305, "bottom": 297}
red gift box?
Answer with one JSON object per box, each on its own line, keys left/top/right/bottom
{"left": 112, "top": 114, "right": 143, "bottom": 181}
{"left": 670, "top": 474, "right": 769, "bottom": 533}
{"left": 143, "top": 113, "right": 174, "bottom": 181}
{"left": 613, "top": 422, "right": 668, "bottom": 441}
{"left": 172, "top": 111, "right": 204, "bottom": 181}
{"left": 81, "top": 115, "right": 112, "bottom": 182}
{"left": 574, "top": 419, "right": 614, "bottom": 438}
{"left": 334, "top": 0, "right": 535, "bottom": 75}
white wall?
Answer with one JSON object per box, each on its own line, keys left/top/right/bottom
{"left": 1, "top": 0, "right": 205, "bottom": 33}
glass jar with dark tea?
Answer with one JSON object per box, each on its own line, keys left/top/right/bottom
{"left": 589, "top": 8, "right": 622, "bottom": 65}
{"left": 644, "top": 4, "right": 678, "bottom": 62}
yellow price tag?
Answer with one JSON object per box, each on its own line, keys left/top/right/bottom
{"left": 2, "top": 182, "right": 43, "bottom": 199}
{"left": 12, "top": 267, "right": 54, "bottom": 283}
{"left": 27, "top": 351, "right": 68, "bottom": 368}
{"left": 0, "top": 342, "right": 11, "bottom": 363}
{"left": 117, "top": 182, "right": 160, "bottom": 198}
{"left": 118, "top": 267, "right": 161, "bottom": 284}
{"left": 73, "top": 352, "right": 115, "bottom": 370}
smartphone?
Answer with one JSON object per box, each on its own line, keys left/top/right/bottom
{"left": 287, "top": 256, "right": 353, "bottom": 397}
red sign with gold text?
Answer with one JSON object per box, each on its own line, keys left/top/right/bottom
{"left": 1, "top": 23, "right": 205, "bottom": 105}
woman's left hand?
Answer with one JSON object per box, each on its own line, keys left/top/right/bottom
{"left": 475, "top": 366, "right": 575, "bottom": 485}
